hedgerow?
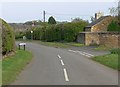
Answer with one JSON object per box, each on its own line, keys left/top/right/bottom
{"left": 1, "top": 19, "right": 15, "bottom": 55}
{"left": 25, "top": 21, "right": 88, "bottom": 42}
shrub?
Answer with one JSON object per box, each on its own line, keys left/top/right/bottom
{"left": 15, "top": 32, "right": 25, "bottom": 39}
{"left": 25, "top": 20, "right": 88, "bottom": 42}
{"left": 1, "top": 19, "right": 15, "bottom": 55}
{"left": 110, "top": 48, "right": 120, "bottom": 54}
{"left": 107, "top": 21, "right": 120, "bottom": 31}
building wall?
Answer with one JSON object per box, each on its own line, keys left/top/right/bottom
{"left": 91, "top": 16, "right": 113, "bottom": 32}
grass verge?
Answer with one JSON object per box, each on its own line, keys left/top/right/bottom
{"left": 16, "top": 39, "right": 84, "bottom": 48}
{"left": 2, "top": 49, "right": 32, "bottom": 85}
{"left": 92, "top": 54, "right": 119, "bottom": 70}
{"left": 94, "top": 45, "right": 111, "bottom": 51}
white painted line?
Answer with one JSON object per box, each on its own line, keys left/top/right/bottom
{"left": 85, "top": 55, "right": 92, "bottom": 57}
{"left": 68, "top": 50, "right": 77, "bottom": 53}
{"left": 79, "top": 52, "right": 85, "bottom": 55}
{"left": 69, "top": 49, "right": 94, "bottom": 58}
{"left": 60, "top": 60, "right": 65, "bottom": 66}
{"left": 83, "top": 52, "right": 94, "bottom": 56}
{"left": 63, "top": 68, "right": 69, "bottom": 81}
{"left": 57, "top": 54, "right": 61, "bottom": 59}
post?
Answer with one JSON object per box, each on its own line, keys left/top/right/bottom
{"left": 19, "top": 45, "right": 20, "bottom": 50}
{"left": 31, "top": 31, "right": 33, "bottom": 40}
{"left": 23, "top": 45, "right": 25, "bottom": 50}
{"left": 43, "top": 10, "right": 45, "bottom": 22}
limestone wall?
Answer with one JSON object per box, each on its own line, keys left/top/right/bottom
{"left": 85, "top": 33, "right": 100, "bottom": 45}
{"left": 99, "top": 33, "right": 120, "bottom": 48}
{"left": 83, "top": 32, "right": 120, "bottom": 48}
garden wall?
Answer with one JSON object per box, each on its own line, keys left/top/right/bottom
{"left": 78, "top": 32, "right": 120, "bottom": 48}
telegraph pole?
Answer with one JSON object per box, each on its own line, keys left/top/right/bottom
{"left": 43, "top": 10, "right": 45, "bottom": 22}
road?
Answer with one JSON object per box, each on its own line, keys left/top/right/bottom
{"left": 12, "top": 42, "right": 118, "bottom": 85}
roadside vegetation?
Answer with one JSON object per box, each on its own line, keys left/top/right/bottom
{"left": 94, "top": 45, "right": 111, "bottom": 51}
{"left": 2, "top": 49, "right": 32, "bottom": 85}
{"left": 37, "top": 41, "right": 84, "bottom": 48}
{"left": 0, "top": 19, "right": 33, "bottom": 85}
{"left": 92, "top": 48, "right": 119, "bottom": 70}
{"left": 1, "top": 18, "right": 15, "bottom": 55}
{"left": 16, "top": 17, "right": 87, "bottom": 48}
{"left": 17, "top": 39, "right": 84, "bottom": 48}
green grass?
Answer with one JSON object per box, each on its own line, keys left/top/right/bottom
{"left": 94, "top": 45, "right": 111, "bottom": 51}
{"left": 39, "top": 42, "right": 84, "bottom": 48}
{"left": 2, "top": 49, "right": 32, "bottom": 85}
{"left": 65, "top": 42, "right": 84, "bottom": 47}
{"left": 92, "top": 54, "right": 119, "bottom": 70}
{"left": 16, "top": 39, "right": 84, "bottom": 48}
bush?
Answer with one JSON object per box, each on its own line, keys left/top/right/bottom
{"left": 15, "top": 32, "right": 25, "bottom": 39}
{"left": 1, "top": 19, "right": 15, "bottom": 55}
{"left": 25, "top": 21, "right": 88, "bottom": 42}
{"left": 110, "top": 48, "right": 120, "bottom": 54}
{"left": 107, "top": 21, "right": 120, "bottom": 31}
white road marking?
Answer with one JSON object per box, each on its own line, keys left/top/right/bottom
{"left": 69, "top": 49, "right": 94, "bottom": 57}
{"left": 68, "top": 50, "right": 77, "bottom": 53}
{"left": 57, "top": 54, "right": 61, "bottom": 59}
{"left": 85, "top": 55, "right": 92, "bottom": 57}
{"left": 63, "top": 68, "right": 69, "bottom": 81}
{"left": 60, "top": 59, "right": 65, "bottom": 66}
{"left": 83, "top": 52, "right": 94, "bottom": 56}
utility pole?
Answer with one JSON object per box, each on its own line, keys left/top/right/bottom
{"left": 43, "top": 10, "right": 45, "bottom": 22}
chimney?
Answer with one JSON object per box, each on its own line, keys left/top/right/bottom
{"left": 95, "top": 12, "right": 103, "bottom": 20}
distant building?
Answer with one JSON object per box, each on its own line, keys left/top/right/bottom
{"left": 77, "top": 12, "right": 119, "bottom": 48}
{"left": 84, "top": 15, "right": 113, "bottom": 32}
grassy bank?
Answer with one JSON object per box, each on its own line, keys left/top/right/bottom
{"left": 92, "top": 54, "right": 119, "bottom": 70}
{"left": 2, "top": 49, "right": 32, "bottom": 85}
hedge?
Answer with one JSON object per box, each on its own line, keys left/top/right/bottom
{"left": 25, "top": 21, "right": 88, "bottom": 42}
{"left": 1, "top": 19, "right": 15, "bottom": 55}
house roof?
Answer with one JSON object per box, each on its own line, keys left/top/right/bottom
{"left": 85, "top": 15, "right": 111, "bottom": 28}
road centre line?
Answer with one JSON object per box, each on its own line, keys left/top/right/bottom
{"left": 60, "top": 59, "right": 65, "bottom": 66}
{"left": 57, "top": 54, "right": 61, "bottom": 59}
{"left": 63, "top": 68, "right": 69, "bottom": 81}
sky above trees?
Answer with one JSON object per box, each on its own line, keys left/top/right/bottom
{"left": 0, "top": 1, "right": 118, "bottom": 23}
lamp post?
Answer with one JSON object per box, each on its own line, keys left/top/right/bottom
{"left": 31, "top": 30, "right": 33, "bottom": 40}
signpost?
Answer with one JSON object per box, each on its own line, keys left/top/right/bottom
{"left": 19, "top": 43, "right": 26, "bottom": 50}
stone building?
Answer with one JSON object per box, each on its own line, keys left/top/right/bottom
{"left": 77, "top": 12, "right": 120, "bottom": 48}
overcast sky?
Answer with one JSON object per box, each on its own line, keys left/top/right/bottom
{"left": 0, "top": 1, "right": 118, "bottom": 23}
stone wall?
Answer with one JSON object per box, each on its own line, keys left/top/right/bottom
{"left": 78, "top": 32, "right": 120, "bottom": 48}
{"left": 99, "top": 32, "right": 120, "bottom": 48}
{"left": 91, "top": 16, "right": 113, "bottom": 32}
{"left": 85, "top": 32, "right": 100, "bottom": 45}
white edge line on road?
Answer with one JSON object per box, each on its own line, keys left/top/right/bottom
{"left": 63, "top": 68, "right": 69, "bottom": 81}
{"left": 85, "top": 55, "right": 92, "bottom": 57}
{"left": 83, "top": 52, "right": 94, "bottom": 56}
{"left": 60, "top": 59, "right": 64, "bottom": 66}
{"left": 57, "top": 54, "right": 61, "bottom": 59}
{"left": 68, "top": 50, "right": 77, "bottom": 53}
{"left": 69, "top": 49, "right": 94, "bottom": 58}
